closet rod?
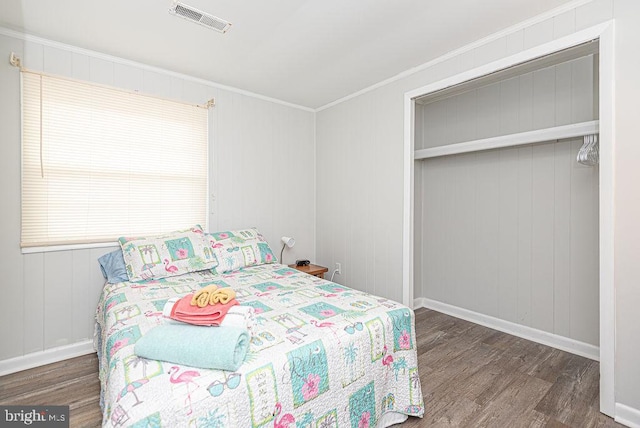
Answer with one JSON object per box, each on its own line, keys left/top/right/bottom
{"left": 414, "top": 120, "right": 599, "bottom": 160}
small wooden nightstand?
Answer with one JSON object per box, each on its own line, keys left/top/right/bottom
{"left": 289, "top": 263, "right": 329, "bottom": 279}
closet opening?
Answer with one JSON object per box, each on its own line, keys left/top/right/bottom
{"left": 402, "top": 22, "right": 614, "bottom": 416}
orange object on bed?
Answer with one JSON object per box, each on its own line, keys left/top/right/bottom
{"left": 170, "top": 293, "right": 238, "bottom": 326}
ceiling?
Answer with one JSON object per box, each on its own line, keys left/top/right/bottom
{"left": 0, "top": 0, "right": 576, "bottom": 109}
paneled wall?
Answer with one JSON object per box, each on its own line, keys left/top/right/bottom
{"left": 414, "top": 55, "right": 599, "bottom": 345}
{"left": 416, "top": 141, "right": 599, "bottom": 345}
{"left": 0, "top": 32, "right": 315, "bottom": 363}
{"left": 416, "top": 56, "right": 597, "bottom": 149}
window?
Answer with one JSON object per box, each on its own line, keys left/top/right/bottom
{"left": 21, "top": 72, "right": 209, "bottom": 248}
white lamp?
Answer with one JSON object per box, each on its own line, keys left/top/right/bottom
{"left": 280, "top": 236, "right": 295, "bottom": 264}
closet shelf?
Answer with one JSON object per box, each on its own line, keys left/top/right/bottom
{"left": 414, "top": 120, "right": 599, "bottom": 160}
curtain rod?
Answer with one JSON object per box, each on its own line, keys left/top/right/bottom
{"left": 9, "top": 52, "right": 215, "bottom": 110}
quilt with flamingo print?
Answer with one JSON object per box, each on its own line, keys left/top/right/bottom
{"left": 95, "top": 263, "right": 425, "bottom": 427}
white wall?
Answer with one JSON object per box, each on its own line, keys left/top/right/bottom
{"left": 316, "top": 0, "right": 640, "bottom": 420}
{"left": 316, "top": 87, "right": 405, "bottom": 302}
{"left": 0, "top": 32, "right": 315, "bottom": 366}
{"left": 418, "top": 139, "right": 599, "bottom": 345}
{"left": 416, "top": 56, "right": 598, "bottom": 150}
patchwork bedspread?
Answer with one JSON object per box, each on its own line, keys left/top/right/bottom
{"left": 95, "top": 263, "right": 424, "bottom": 427}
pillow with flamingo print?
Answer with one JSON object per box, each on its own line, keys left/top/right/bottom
{"left": 206, "top": 227, "right": 277, "bottom": 273}
{"left": 118, "top": 225, "right": 219, "bottom": 282}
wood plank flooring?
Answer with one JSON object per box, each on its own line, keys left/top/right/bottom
{"left": 0, "top": 353, "right": 102, "bottom": 426}
{"left": 0, "top": 308, "right": 623, "bottom": 427}
{"left": 404, "top": 308, "right": 621, "bottom": 427}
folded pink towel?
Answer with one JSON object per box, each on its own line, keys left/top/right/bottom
{"left": 170, "top": 293, "right": 239, "bottom": 326}
{"left": 163, "top": 299, "right": 257, "bottom": 336}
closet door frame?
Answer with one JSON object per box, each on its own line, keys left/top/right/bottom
{"left": 402, "top": 21, "right": 615, "bottom": 416}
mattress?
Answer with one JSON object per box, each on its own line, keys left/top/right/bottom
{"left": 94, "top": 263, "right": 424, "bottom": 427}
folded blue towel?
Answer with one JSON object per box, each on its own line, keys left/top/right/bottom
{"left": 134, "top": 324, "right": 249, "bottom": 371}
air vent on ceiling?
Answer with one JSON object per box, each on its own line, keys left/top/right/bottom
{"left": 169, "top": 2, "right": 232, "bottom": 33}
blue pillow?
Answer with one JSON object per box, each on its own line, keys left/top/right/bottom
{"left": 98, "top": 249, "right": 130, "bottom": 284}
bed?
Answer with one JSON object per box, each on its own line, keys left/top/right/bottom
{"left": 95, "top": 260, "right": 424, "bottom": 427}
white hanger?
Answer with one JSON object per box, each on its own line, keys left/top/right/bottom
{"left": 577, "top": 134, "right": 599, "bottom": 166}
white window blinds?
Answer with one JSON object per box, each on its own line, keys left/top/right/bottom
{"left": 21, "top": 72, "right": 209, "bottom": 248}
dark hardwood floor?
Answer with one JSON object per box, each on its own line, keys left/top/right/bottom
{"left": 405, "top": 308, "right": 621, "bottom": 427}
{"left": 0, "top": 352, "right": 102, "bottom": 427}
{"left": 0, "top": 308, "right": 623, "bottom": 427}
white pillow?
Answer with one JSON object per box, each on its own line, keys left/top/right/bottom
{"left": 119, "top": 225, "right": 218, "bottom": 282}
{"left": 206, "top": 228, "right": 277, "bottom": 273}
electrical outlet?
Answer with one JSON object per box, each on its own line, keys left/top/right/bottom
{"left": 335, "top": 262, "right": 342, "bottom": 275}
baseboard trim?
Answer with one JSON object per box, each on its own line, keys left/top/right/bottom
{"left": 0, "top": 340, "right": 95, "bottom": 377}
{"left": 414, "top": 297, "right": 599, "bottom": 361}
{"left": 616, "top": 403, "right": 640, "bottom": 428}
